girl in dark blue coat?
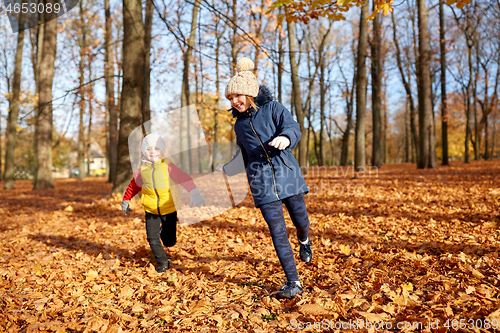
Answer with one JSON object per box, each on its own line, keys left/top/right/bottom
{"left": 217, "top": 57, "right": 313, "bottom": 299}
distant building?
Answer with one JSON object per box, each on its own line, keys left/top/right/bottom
{"left": 67, "top": 142, "right": 107, "bottom": 178}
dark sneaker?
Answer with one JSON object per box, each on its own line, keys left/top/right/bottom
{"left": 276, "top": 281, "right": 303, "bottom": 299}
{"left": 299, "top": 241, "right": 312, "bottom": 264}
{"left": 156, "top": 261, "right": 169, "bottom": 273}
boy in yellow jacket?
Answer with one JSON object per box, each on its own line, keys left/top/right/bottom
{"left": 121, "top": 133, "right": 205, "bottom": 273}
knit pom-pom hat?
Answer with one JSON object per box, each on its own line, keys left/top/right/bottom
{"left": 225, "top": 57, "right": 259, "bottom": 99}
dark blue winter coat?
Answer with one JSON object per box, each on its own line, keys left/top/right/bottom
{"left": 223, "top": 86, "right": 309, "bottom": 207}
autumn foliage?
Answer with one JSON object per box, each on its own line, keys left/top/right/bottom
{"left": 1, "top": 161, "right": 500, "bottom": 332}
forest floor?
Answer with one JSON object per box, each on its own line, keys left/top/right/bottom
{"left": 1, "top": 161, "right": 500, "bottom": 332}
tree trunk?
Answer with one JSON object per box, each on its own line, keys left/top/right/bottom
{"left": 416, "top": 0, "right": 436, "bottom": 169}
{"left": 340, "top": 66, "right": 355, "bottom": 166}
{"left": 212, "top": 19, "right": 223, "bottom": 170}
{"left": 33, "top": 13, "right": 44, "bottom": 184}
{"left": 439, "top": 0, "right": 449, "bottom": 165}
{"left": 354, "top": 0, "right": 369, "bottom": 171}
{"left": 312, "top": 23, "right": 332, "bottom": 166}
{"left": 484, "top": 113, "right": 489, "bottom": 160}
{"left": 464, "top": 40, "right": 475, "bottom": 163}
{"left": 491, "top": 111, "right": 496, "bottom": 158}
{"left": 33, "top": 5, "right": 57, "bottom": 190}
{"left": 77, "top": 0, "right": 86, "bottom": 180}
{"left": 211, "top": 10, "right": 226, "bottom": 171}
{"left": 340, "top": 112, "right": 353, "bottom": 166}
{"left": 488, "top": 53, "right": 500, "bottom": 159}
{"left": 479, "top": 65, "right": 491, "bottom": 160}
{"left": 228, "top": 0, "right": 238, "bottom": 153}
{"left": 86, "top": 66, "right": 94, "bottom": 177}
{"left": 105, "top": 0, "right": 117, "bottom": 183}
{"left": 251, "top": 0, "right": 265, "bottom": 75}
{"left": 179, "top": 0, "right": 200, "bottom": 173}
{"left": 472, "top": 54, "right": 479, "bottom": 159}
{"left": 465, "top": 83, "right": 471, "bottom": 163}
{"left": 392, "top": 12, "right": 419, "bottom": 163}
{"left": 230, "top": 0, "right": 238, "bottom": 77}
{"left": 287, "top": 20, "right": 307, "bottom": 172}
{"left": 181, "top": 0, "right": 201, "bottom": 107}
{"left": 328, "top": 118, "right": 336, "bottom": 165}
{"left": 371, "top": 9, "right": 383, "bottom": 168}
{"left": 319, "top": 60, "right": 326, "bottom": 166}
{"left": 112, "top": 0, "right": 145, "bottom": 194}
{"left": 142, "top": 0, "right": 153, "bottom": 127}
{"left": 277, "top": 21, "right": 284, "bottom": 104}
{"left": 405, "top": 100, "right": 410, "bottom": 162}
{"left": 384, "top": 99, "right": 388, "bottom": 163}
{"left": 4, "top": 12, "right": 25, "bottom": 189}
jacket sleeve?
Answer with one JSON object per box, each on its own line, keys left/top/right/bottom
{"left": 223, "top": 139, "right": 248, "bottom": 177}
{"left": 168, "top": 162, "right": 196, "bottom": 192}
{"left": 123, "top": 169, "right": 142, "bottom": 200}
{"left": 272, "top": 102, "right": 301, "bottom": 149}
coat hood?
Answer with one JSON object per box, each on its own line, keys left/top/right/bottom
{"left": 231, "top": 85, "right": 274, "bottom": 119}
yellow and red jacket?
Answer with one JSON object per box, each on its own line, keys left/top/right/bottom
{"left": 123, "top": 158, "right": 196, "bottom": 215}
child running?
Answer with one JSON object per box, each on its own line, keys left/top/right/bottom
{"left": 121, "top": 133, "right": 205, "bottom": 273}
{"left": 217, "top": 57, "right": 313, "bottom": 299}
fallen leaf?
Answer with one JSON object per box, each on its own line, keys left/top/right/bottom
{"left": 358, "top": 311, "right": 391, "bottom": 322}
{"left": 85, "top": 270, "right": 98, "bottom": 282}
{"left": 298, "top": 304, "right": 329, "bottom": 315}
{"left": 339, "top": 244, "right": 351, "bottom": 256}
{"left": 131, "top": 303, "right": 144, "bottom": 313}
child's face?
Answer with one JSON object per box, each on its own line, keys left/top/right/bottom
{"left": 145, "top": 146, "right": 163, "bottom": 162}
{"left": 228, "top": 94, "right": 251, "bottom": 113}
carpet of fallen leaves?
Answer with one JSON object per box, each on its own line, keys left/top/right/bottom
{"left": 1, "top": 161, "right": 500, "bottom": 333}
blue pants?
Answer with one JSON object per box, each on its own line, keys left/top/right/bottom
{"left": 259, "top": 193, "right": 310, "bottom": 282}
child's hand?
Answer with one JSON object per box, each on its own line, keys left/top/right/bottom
{"left": 269, "top": 136, "right": 290, "bottom": 150}
{"left": 215, "top": 164, "right": 225, "bottom": 172}
{"left": 121, "top": 200, "right": 133, "bottom": 215}
{"left": 190, "top": 189, "right": 206, "bottom": 207}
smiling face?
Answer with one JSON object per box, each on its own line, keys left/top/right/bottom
{"left": 145, "top": 146, "right": 163, "bottom": 162}
{"left": 228, "top": 94, "right": 251, "bottom": 113}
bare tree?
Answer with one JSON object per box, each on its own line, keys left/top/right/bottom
{"left": 391, "top": 6, "right": 420, "bottom": 163}
{"left": 287, "top": 18, "right": 307, "bottom": 171}
{"left": 142, "top": 0, "right": 154, "bottom": 126}
{"left": 77, "top": 0, "right": 87, "bottom": 180}
{"left": 338, "top": 65, "right": 355, "bottom": 166}
{"left": 211, "top": 1, "right": 226, "bottom": 170}
{"left": 371, "top": 9, "right": 383, "bottom": 168}
{"left": 439, "top": 0, "right": 449, "bottom": 165}
{"left": 4, "top": 11, "right": 25, "bottom": 189}
{"left": 453, "top": 6, "right": 480, "bottom": 163}
{"left": 181, "top": 0, "right": 201, "bottom": 107}
{"left": 105, "top": 0, "right": 117, "bottom": 183}
{"left": 310, "top": 21, "right": 333, "bottom": 166}
{"left": 416, "top": 0, "right": 436, "bottom": 169}
{"left": 33, "top": 2, "right": 57, "bottom": 190}
{"left": 112, "top": 0, "right": 145, "bottom": 194}
{"left": 277, "top": 9, "right": 285, "bottom": 104}
{"left": 354, "top": 0, "right": 369, "bottom": 171}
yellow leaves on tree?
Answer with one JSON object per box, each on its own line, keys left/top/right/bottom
{"left": 271, "top": 0, "right": 472, "bottom": 24}
{"left": 446, "top": 0, "right": 471, "bottom": 9}
{"left": 366, "top": 0, "right": 394, "bottom": 22}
